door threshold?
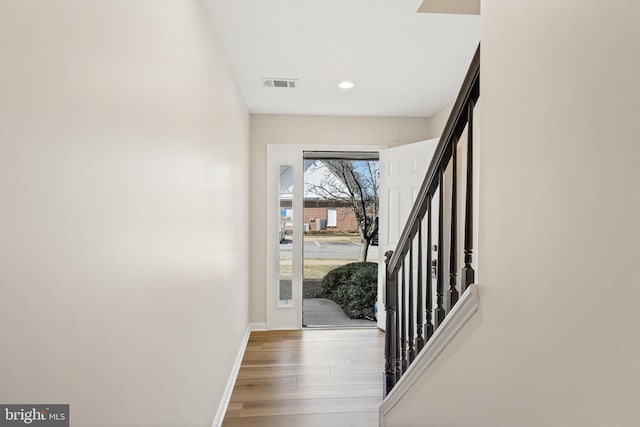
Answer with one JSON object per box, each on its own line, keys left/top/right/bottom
{"left": 302, "top": 324, "right": 378, "bottom": 330}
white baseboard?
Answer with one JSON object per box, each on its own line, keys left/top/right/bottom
{"left": 211, "top": 324, "right": 251, "bottom": 427}
{"left": 379, "top": 284, "right": 479, "bottom": 427}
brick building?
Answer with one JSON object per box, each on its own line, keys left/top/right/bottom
{"left": 279, "top": 198, "right": 358, "bottom": 234}
{"left": 303, "top": 200, "right": 358, "bottom": 233}
{"left": 278, "top": 160, "right": 362, "bottom": 234}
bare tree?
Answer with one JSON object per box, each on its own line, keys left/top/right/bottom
{"left": 306, "top": 160, "right": 379, "bottom": 262}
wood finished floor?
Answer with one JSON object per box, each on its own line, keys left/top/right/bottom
{"left": 222, "top": 329, "right": 384, "bottom": 427}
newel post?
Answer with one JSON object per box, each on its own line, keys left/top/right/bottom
{"left": 383, "top": 250, "right": 397, "bottom": 396}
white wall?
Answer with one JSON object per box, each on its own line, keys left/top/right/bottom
{"left": 426, "top": 101, "right": 454, "bottom": 139}
{"left": 250, "top": 115, "right": 431, "bottom": 323}
{"left": 0, "top": 2, "right": 249, "bottom": 426}
{"left": 384, "top": 1, "right": 640, "bottom": 426}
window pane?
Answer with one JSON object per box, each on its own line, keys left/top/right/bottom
{"left": 278, "top": 165, "right": 293, "bottom": 305}
{"left": 327, "top": 208, "right": 337, "bottom": 227}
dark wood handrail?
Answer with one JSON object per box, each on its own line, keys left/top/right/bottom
{"left": 384, "top": 44, "right": 480, "bottom": 396}
{"left": 387, "top": 45, "right": 480, "bottom": 274}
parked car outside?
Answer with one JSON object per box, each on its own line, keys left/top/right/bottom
{"left": 371, "top": 217, "right": 379, "bottom": 246}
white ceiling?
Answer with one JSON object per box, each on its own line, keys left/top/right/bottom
{"left": 206, "top": 0, "right": 480, "bottom": 117}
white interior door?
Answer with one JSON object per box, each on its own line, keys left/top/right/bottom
{"left": 377, "top": 139, "right": 439, "bottom": 330}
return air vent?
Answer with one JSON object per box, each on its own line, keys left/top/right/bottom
{"left": 263, "top": 78, "right": 297, "bottom": 88}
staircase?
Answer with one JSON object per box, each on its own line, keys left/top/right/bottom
{"left": 383, "top": 44, "right": 480, "bottom": 396}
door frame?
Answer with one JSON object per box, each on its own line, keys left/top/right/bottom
{"left": 266, "top": 144, "right": 387, "bottom": 330}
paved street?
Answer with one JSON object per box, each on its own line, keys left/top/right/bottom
{"left": 279, "top": 236, "right": 379, "bottom": 262}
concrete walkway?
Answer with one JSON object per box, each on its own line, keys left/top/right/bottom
{"left": 303, "top": 298, "right": 376, "bottom": 327}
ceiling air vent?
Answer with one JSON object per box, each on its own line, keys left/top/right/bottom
{"left": 263, "top": 78, "right": 297, "bottom": 88}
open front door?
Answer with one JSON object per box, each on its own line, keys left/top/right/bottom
{"left": 377, "top": 139, "right": 439, "bottom": 330}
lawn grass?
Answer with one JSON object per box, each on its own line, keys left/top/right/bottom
{"left": 280, "top": 259, "right": 342, "bottom": 279}
{"left": 279, "top": 259, "right": 357, "bottom": 279}
{"left": 303, "top": 262, "right": 348, "bottom": 279}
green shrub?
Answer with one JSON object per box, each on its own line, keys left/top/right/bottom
{"left": 321, "top": 262, "right": 378, "bottom": 319}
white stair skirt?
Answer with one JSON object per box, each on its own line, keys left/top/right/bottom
{"left": 379, "top": 284, "right": 479, "bottom": 426}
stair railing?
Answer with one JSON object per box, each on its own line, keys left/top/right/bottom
{"left": 384, "top": 45, "right": 480, "bottom": 396}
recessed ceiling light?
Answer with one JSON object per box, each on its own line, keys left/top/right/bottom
{"left": 338, "top": 80, "right": 355, "bottom": 90}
